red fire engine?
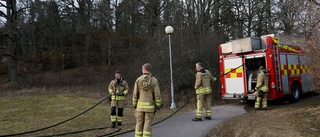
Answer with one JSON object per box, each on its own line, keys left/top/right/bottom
{"left": 219, "top": 34, "right": 314, "bottom": 102}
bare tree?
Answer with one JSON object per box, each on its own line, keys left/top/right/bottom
{"left": 0, "top": 0, "right": 24, "bottom": 86}
{"left": 300, "top": 1, "right": 320, "bottom": 89}
{"left": 62, "top": 0, "right": 94, "bottom": 67}
{"left": 274, "top": 0, "right": 304, "bottom": 34}
{"left": 96, "top": 0, "right": 116, "bottom": 68}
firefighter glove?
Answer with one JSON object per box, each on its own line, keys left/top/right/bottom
{"left": 111, "top": 91, "right": 116, "bottom": 95}
{"left": 212, "top": 77, "right": 217, "bottom": 82}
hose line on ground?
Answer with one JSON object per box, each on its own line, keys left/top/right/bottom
{"left": 0, "top": 95, "right": 111, "bottom": 137}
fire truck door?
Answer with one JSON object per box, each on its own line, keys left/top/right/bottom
{"left": 224, "top": 57, "right": 245, "bottom": 95}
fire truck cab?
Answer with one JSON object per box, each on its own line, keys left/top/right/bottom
{"left": 219, "top": 34, "right": 314, "bottom": 102}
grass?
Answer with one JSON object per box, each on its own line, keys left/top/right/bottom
{"left": 0, "top": 67, "right": 243, "bottom": 136}
{"left": 207, "top": 95, "right": 320, "bottom": 137}
{"left": 0, "top": 93, "right": 107, "bottom": 136}
{"left": 3, "top": 84, "right": 318, "bottom": 136}
{"left": 0, "top": 92, "right": 197, "bottom": 137}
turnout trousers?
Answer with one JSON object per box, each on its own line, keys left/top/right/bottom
{"left": 196, "top": 93, "right": 212, "bottom": 119}
{"left": 255, "top": 92, "right": 268, "bottom": 109}
{"left": 111, "top": 100, "right": 124, "bottom": 124}
{"left": 135, "top": 111, "right": 155, "bottom": 137}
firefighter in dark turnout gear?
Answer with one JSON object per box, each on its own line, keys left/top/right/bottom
{"left": 192, "top": 62, "right": 217, "bottom": 121}
{"left": 133, "top": 63, "right": 162, "bottom": 137}
{"left": 108, "top": 71, "right": 129, "bottom": 128}
{"left": 254, "top": 66, "right": 269, "bottom": 110}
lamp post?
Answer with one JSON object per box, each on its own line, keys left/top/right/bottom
{"left": 165, "top": 26, "right": 176, "bottom": 109}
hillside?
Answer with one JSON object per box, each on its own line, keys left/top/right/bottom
{"left": 208, "top": 95, "right": 320, "bottom": 137}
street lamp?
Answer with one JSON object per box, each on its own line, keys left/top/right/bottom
{"left": 165, "top": 26, "right": 176, "bottom": 109}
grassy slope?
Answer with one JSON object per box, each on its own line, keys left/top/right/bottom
{"left": 0, "top": 92, "right": 196, "bottom": 136}
{"left": 0, "top": 93, "right": 107, "bottom": 136}
{"left": 0, "top": 67, "right": 224, "bottom": 136}
{"left": 208, "top": 96, "right": 320, "bottom": 137}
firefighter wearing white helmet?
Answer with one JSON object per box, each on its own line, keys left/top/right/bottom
{"left": 192, "top": 62, "right": 217, "bottom": 121}
{"left": 108, "top": 71, "right": 129, "bottom": 128}
{"left": 254, "top": 66, "right": 269, "bottom": 110}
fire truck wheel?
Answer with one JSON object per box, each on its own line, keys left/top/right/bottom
{"left": 290, "top": 82, "right": 301, "bottom": 103}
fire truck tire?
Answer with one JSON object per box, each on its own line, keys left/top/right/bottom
{"left": 290, "top": 82, "right": 301, "bottom": 103}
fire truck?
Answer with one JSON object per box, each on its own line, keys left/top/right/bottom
{"left": 219, "top": 34, "right": 314, "bottom": 102}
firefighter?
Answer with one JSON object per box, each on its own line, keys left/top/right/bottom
{"left": 192, "top": 62, "right": 217, "bottom": 121}
{"left": 254, "top": 66, "right": 269, "bottom": 110}
{"left": 132, "top": 63, "right": 162, "bottom": 137}
{"left": 108, "top": 71, "right": 129, "bottom": 128}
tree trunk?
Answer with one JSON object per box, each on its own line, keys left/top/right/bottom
{"left": 266, "top": 0, "right": 272, "bottom": 33}
{"left": 84, "top": 0, "right": 92, "bottom": 67}
{"left": 107, "top": 33, "right": 112, "bottom": 68}
{"left": 84, "top": 32, "right": 90, "bottom": 67}
{"left": 6, "top": 0, "right": 19, "bottom": 87}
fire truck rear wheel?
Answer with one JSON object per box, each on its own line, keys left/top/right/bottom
{"left": 290, "top": 82, "right": 301, "bottom": 103}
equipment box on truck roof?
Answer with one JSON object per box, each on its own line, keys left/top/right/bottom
{"left": 231, "top": 37, "right": 262, "bottom": 53}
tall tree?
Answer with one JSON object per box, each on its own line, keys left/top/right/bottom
{"left": 0, "top": 0, "right": 21, "bottom": 86}
{"left": 64, "top": 0, "right": 94, "bottom": 67}
{"left": 96, "top": 0, "right": 116, "bottom": 68}
{"left": 274, "top": 0, "right": 304, "bottom": 34}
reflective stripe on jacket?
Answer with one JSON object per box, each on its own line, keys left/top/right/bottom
{"left": 195, "top": 69, "right": 216, "bottom": 94}
{"left": 132, "top": 73, "right": 162, "bottom": 112}
{"left": 108, "top": 79, "right": 129, "bottom": 100}
{"left": 255, "top": 70, "right": 269, "bottom": 92}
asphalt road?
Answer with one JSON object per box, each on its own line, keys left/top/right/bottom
{"left": 121, "top": 103, "right": 246, "bottom": 137}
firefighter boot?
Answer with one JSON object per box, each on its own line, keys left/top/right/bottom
{"left": 111, "top": 122, "right": 116, "bottom": 128}
{"left": 192, "top": 117, "right": 202, "bottom": 121}
{"left": 204, "top": 117, "right": 211, "bottom": 120}
{"left": 110, "top": 106, "right": 117, "bottom": 128}
{"left": 117, "top": 108, "right": 123, "bottom": 126}
{"left": 117, "top": 122, "right": 122, "bottom": 126}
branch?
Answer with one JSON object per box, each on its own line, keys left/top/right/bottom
{"left": 159, "top": 0, "right": 166, "bottom": 11}
{"left": 0, "top": 1, "right": 7, "bottom": 8}
{"left": 17, "top": 7, "right": 30, "bottom": 13}
{"left": 0, "top": 10, "right": 7, "bottom": 19}
{"left": 137, "top": 0, "right": 147, "bottom": 7}
{"left": 65, "top": 0, "right": 86, "bottom": 17}
{"left": 0, "top": 52, "right": 18, "bottom": 60}
{"left": 310, "top": 0, "right": 320, "bottom": 6}
{"left": 4, "top": 34, "right": 17, "bottom": 44}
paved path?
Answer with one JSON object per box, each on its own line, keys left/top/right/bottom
{"left": 121, "top": 103, "right": 246, "bottom": 137}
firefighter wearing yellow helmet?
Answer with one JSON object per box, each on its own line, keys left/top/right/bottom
{"left": 254, "top": 66, "right": 269, "bottom": 110}
{"left": 192, "top": 62, "right": 217, "bottom": 121}
{"left": 132, "top": 63, "right": 162, "bottom": 137}
{"left": 108, "top": 71, "right": 129, "bottom": 128}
